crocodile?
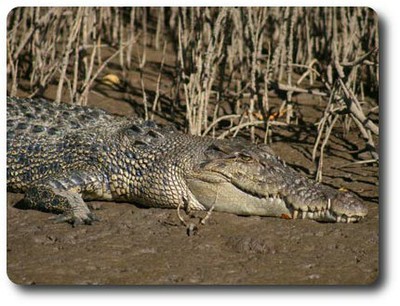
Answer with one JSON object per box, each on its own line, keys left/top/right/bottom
{"left": 7, "top": 96, "right": 368, "bottom": 227}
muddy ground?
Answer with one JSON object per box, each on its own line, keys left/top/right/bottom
{"left": 7, "top": 99, "right": 379, "bottom": 285}
{"left": 7, "top": 51, "right": 379, "bottom": 284}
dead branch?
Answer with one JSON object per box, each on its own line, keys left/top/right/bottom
{"left": 151, "top": 41, "right": 167, "bottom": 120}
{"left": 341, "top": 47, "right": 379, "bottom": 67}
{"left": 315, "top": 114, "right": 339, "bottom": 182}
{"left": 78, "top": 39, "right": 131, "bottom": 105}
{"left": 217, "top": 120, "right": 287, "bottom": 139}
{"left": 337, "top": 77, "right": 379, "bottom": 136}
{"left": 56, "top": 8, "right": 84, "bottom": 103}
{"left": 12, "top": 8, "right": 58, "bottom": 62}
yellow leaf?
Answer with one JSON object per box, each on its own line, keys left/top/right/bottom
{"left": 101, "top": 74, "right": 121, "bottom": 86}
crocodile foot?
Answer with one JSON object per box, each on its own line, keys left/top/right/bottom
{"left": 49, "top": 211, "right": 99, "bottom": 226}
{"left": 24, "top": 186, "right": 99, "bottom": 226}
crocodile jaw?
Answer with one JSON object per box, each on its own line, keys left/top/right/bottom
{"left": 187, "top": 171, "right": 368, "bottom": 223}
{"left": 187, "top": 176, "right": 292, "bottom": 218}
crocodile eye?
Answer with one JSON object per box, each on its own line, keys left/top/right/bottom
{"left": 239, "top": 152, "right": 253, "bottom": 161}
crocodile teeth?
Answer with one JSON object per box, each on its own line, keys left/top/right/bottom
{"left": 289, "top": 205, "right": 361, "bottom": 223}
{"left": 327, "top": 199, "right": 331, "bottom": 210}
{"left": 347, "top": 216, "right": 361, "bottom": 223}
{"left": 294, "top": 207, "right": 364, "bottom": 223}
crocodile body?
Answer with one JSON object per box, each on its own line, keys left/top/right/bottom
{"left": 7, "top": 96, "right": 368, "bottom": 225}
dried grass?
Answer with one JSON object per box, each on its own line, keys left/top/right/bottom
{"left": 7, "top": 7, "right": 379, "bottom": 180}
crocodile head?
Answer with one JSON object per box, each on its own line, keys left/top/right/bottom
{"left": 188, "top": 141, "right": 368, "bottom": 223}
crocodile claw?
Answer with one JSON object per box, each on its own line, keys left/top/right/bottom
{"left": 49, "top": 211, "right": 100, "bottom": 226}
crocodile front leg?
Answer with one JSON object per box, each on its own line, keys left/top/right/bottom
{"left": 24, "top": 185, "right": 98, "bottom": 226}
{"left": 21, "top": 169, "right": 108, "bottom": 226}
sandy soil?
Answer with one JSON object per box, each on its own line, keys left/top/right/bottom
{"left": 7, "top": 45, "right": 379, "bottom": 284}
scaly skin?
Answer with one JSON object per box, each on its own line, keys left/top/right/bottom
{"left": 7, "top": 96, "right": 368, "bottom": 225}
